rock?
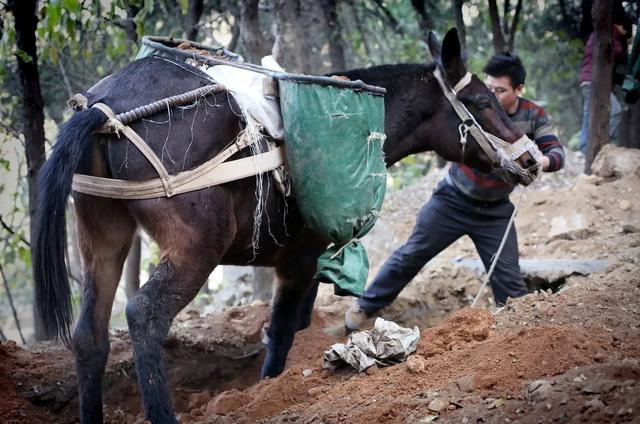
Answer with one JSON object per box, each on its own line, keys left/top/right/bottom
{"left": 188, "top": 392, "right": 213, "bottom": 410}
{"left": 206, "top": 389, "right": 251, "bottom": 415}
{"left": 547, "top": 215, "right": 593, "bottom": 242}
{"left": 308, "top": 385, "right": 329, "bottom": 399}
{"left": 365, "top": 364, "right": 380, "bottom": 375}
{"left": 619, "top": 200, "right": 632, "bottom": 211}
{"left": 592, "top": 144, "right": 640, "bottom": 180}
{"left": 302, "top": 369, "right": 313, "bottom": 377}
{"left": 622, "top": 224, "right": 640, "bottom": 233}
{"left": 407, "top": 355, "right": 427, "bottom": 374}
{"left": 487, "top": 398, "right": 504, "bottom": 409}
{"left": 528, "top": 380, "right": 553, "bottom": 402}
{"left": 581, "top": 384, "right": 601, "bottom": 394}
{"left": 583, "top": 398, "right": 605, "bottom": 411}
{"left": 428, "top": 398, "right": 448, "bottom": 413}
{"left": 456, "top": 375, "right": 476, "bottom": 393}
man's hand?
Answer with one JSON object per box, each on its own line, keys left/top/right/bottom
{"left": 538, "top": 155, "right": 550, "bottom": 171}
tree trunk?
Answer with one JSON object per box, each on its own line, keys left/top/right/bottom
{"left": 185, "top": 0, "right": 204, "bottom": 41}
{"left": 585, "top": 0, "right": 613, "bottom": 173}
{"left": 124, "top": 234, "right": 141, "bottom": 299}
{"left": 320, "top": 0, "right": 346, "bottom": 71}
{"left": 240, "top": 0, "right": 272, "bottom": 63}
{"left": 272, "top": 0, "right": 312, "bottom": 73}
{"left": 453, "top": 0, "right": 467, "bottom": 52}
{"left": 410, "top": 0, "right": 434, "bottom": 40}
{"left": 11, "top": 0, "right": 48, "bottom": 340}
{"left": 619, "top": 100, "right": 640, "bottom": 149}
{"left": 488, "top": 0, "right": 506, "bottom": 53}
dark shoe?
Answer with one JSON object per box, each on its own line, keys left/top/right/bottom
{"left": 344, "top": 303, "right": 374, "bottom": 332}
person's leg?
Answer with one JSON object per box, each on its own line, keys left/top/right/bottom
{"left": 357, "top": 186, "right": 465, "bottom": 313}
{"left": 609, "top": 91, "right": 623, "bottom": 143}
{"left": 469, "top": 202, "right": 527, "bottom": 306}
{"left": 579, "top": 83, "right": 592, "bottom": 155}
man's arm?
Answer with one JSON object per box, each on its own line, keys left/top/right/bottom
{"left": 532, "top": 106, "right": 564, "bottom": 172}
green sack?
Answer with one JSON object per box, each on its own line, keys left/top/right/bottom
{"left": 279, "top": 80, "right": 386, "bottom": 296}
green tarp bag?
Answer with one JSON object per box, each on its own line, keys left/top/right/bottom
{"left": 279, "top": 80, "right": 387, "bottom": 296}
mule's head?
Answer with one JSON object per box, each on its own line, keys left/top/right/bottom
{"left": 424, "top": 28, "right": 541, "bottom": 185}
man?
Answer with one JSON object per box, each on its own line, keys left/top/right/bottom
{"left": 345, "top": 53, "right": 565, "bottom": 331}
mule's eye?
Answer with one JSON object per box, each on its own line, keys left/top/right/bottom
{"left": 476, "top": 99, "right": 492, "bottom": 109}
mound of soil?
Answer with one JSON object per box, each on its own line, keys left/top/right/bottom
{"left": 1, "top": 149, "right": 639, "bottom": 423}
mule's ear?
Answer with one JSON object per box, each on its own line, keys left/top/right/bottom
{"left": 441, "top": 28, "right": 466, "bottom": 79}
{"left": 427, "top": 31, "right": 442, "bottom": 63}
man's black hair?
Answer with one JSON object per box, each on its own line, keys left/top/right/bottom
{"left": 483, "top": 53, "right": 526, "bottom": 88}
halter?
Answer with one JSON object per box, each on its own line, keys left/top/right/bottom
{"left": 433, "top": 67, "right": 542, "bottom": 185}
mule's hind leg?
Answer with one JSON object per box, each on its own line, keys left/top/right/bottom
{"left": 262, "top": 230, "right": 326, "bottom": 378}
{"left": 125, "top": 202, "right": 234, "bottom": 423}
{"left": 126, "top": 254, "right": 221, "bottom": 423}
{"left": 73, "top": 195, "right": 137, "bottom": 423}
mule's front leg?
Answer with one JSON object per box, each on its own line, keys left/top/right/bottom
{"left": 262, "top": 233, "right": 325, "bottom": 378}
{"left": 126, "top": 258, "right": 214, "bottom": 424}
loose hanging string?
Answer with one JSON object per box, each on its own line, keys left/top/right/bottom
{"left": 471, "top": 187, "right": 527, "bottom": 308}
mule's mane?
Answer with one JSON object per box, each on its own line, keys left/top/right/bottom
{"left": 331, "top": 63, "right": 437, "bottom": 87}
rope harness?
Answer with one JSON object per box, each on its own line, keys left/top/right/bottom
{"left": 71, "top": 84, "right": 285, "bottom": 199}
{"left": 432, "top": 68, "right": 542, "bottom": 185}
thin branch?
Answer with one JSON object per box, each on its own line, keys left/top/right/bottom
{"left": 0, "top": 263, "right": 26, "bottom": 344}
{"left": 58, "top": 58, "right": 73, "bottom": 99}
{"left": 0, "top": 214, "right": 29, "bottom": 246}
{"left": 370, "top": 0, "right": 403, "bottom": 33}
{"left": 507, "top": 0, "right": 523, "bottom": 52}
{"left": 502, "top": 0, "right": 511, "bottom": 35}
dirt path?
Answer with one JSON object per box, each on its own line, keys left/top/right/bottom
{"left": 1, "top": 147, "right": 639, "bottom": 423}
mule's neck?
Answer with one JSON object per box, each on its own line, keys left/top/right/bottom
{"left": 336, "top": 64, "right": 441, "bottom": 167}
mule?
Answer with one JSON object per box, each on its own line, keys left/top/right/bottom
{"left": 34, "top": 29, "right": 534, "bottom": 423}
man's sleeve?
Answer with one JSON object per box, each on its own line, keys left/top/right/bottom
{"left": 532, "top": 107, "right": 565, "bottom": 172}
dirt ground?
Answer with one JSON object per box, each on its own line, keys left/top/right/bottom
{"left": 1, "top": 146, "right": 639, "bottom": 423}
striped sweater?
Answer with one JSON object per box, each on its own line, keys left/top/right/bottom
{"left": 448, "top": 97, "right": 564, "bottom": 202}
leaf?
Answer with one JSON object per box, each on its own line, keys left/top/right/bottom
{"left": 47, "top": 1, "right": 62, "bottom": 33}
{"left": 18, "top": 245, "right": 31, "bottom": 268}
{"left": 0, "top": 158, "right": 10, "bottom": 171}
{"left": 178, "top": 0, "right": 188, "bottom": 15}
{"left": 62, "top": 0, "right": 80, "bottom": 14}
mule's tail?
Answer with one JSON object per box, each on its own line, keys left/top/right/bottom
{"left": 34, "top": 107, "right": 107, "bottom": 344}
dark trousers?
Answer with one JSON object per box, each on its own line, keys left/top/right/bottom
{"left": 358, "top": 180, "right": 527, "bottom": 311}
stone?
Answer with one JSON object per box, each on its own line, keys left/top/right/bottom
{"left": 302, "top": 369, "right": 313, "bottom": 377}
{"left": 428, "top": 398, "right": 449, "bottom": 413}
{"left": 206, "top": 389, "right": 251, "bottom": 415}
{"left": 188, "top": 392, "right": 212, "bottom": 410}
{"left": 583, "top": 398, "right": 605, "bottom": 411}
{"left": 528, "top": 380, "right": 553, "bottom": 402}
{"left": 308, "top": 385, "right": 329, "bottom": 399}
{"left": 619, "top": 200, "right": 632, "bottom": 211}
{"left": 407, "top": 355, "right": 428, "bottom": 374}
{"left": 456, "top": 375, "right": 476, "bottom": 393}
{"left": 592, "top": 144, "right": 640, "bottom": 180}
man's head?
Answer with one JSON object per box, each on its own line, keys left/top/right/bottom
{"left": 483, "top": 53, "right": 526, "bottom": 114}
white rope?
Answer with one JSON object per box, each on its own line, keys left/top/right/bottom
{"left": 471, "top": 187, "right": 527, "bottom": 308}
